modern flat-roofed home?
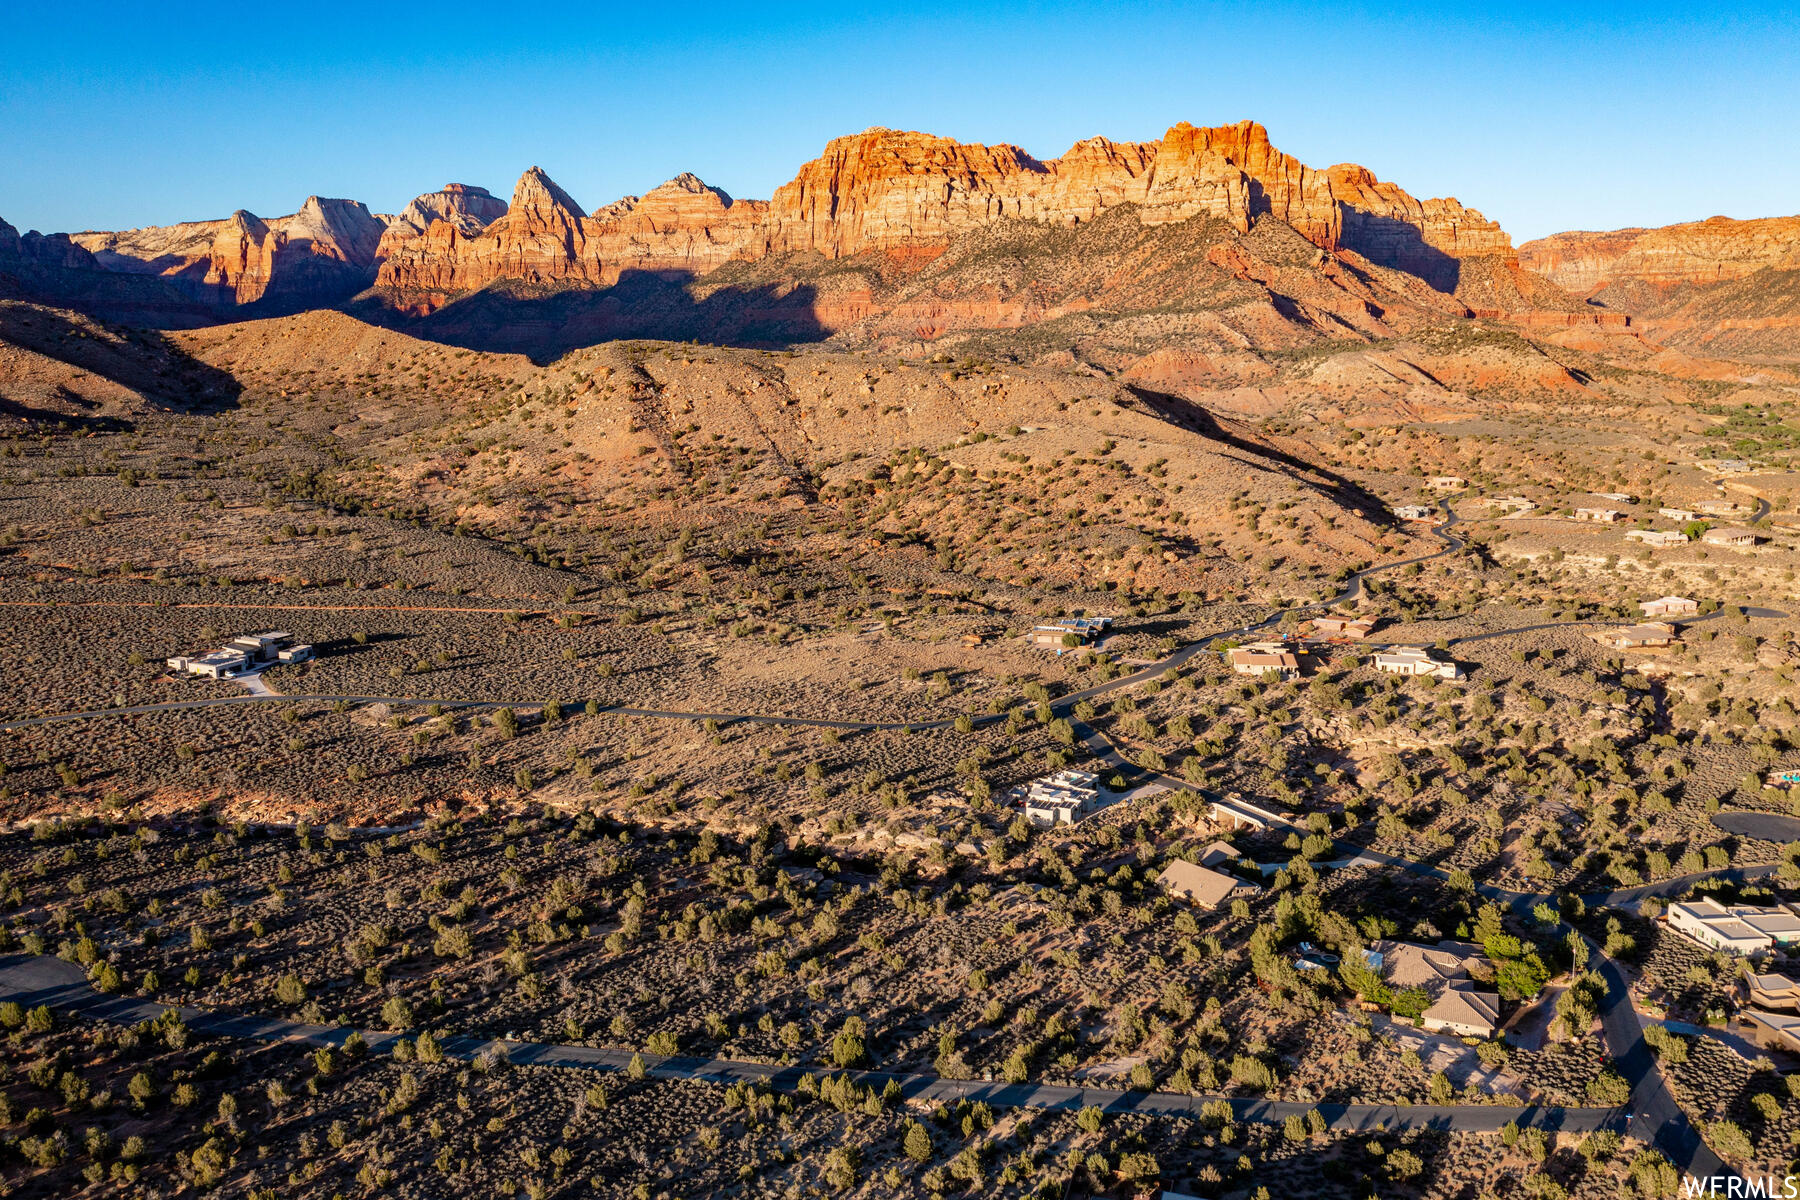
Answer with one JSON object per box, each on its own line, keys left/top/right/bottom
{"left": 1745, "top": 971, "right": 1800, "bottom": 1012}
{"left": 1392, "top": 505, "right": 1436, "bottom": 521}
{"left": 1573, "top": 507, "right": 1625, "bottom": 524}
{"left": 1158, "top": 859, "right": 1259, "bottom": 910}
{"left": 1372, "top": 647, "right": 1462, "bottom": 680}
{"left": 277, "top": 644, "right": 315, "bottom": 664}
{"left": 1625, "top": 529, "right": 1687, "bottom": 548}
{"left": 1366, "top": 940, "right": 1501, "bottom": 1038}
{"left": 1641, "top": 595, "right": 1699, "bottom": 619}
{"left": 1591, "top": 621, "right": 1679, "bottom": 650}
{"left": 1031, "top": 616, "right": 1113, "bottom": 649}
{"left": 1702, "top": 528, "right": 1760, "bottom": 548}
{"left": 1228, "top": 647, "right": 1300, "bottom": 680}
{"left": 1491, "top": 496, "right": 1536, "bottom": 513}
{"left": 1310, "top": 615, "right": 1378, "bottom": 640}
{"left": 1428, "top": 475, "right": 1467, "bottom": 490}
{"left": 1697, "top": 497, "right": 1747, "bottom": 515}
{"left": 1596, "top": 492, "right": 1638, "bottom": 504}
{"left": 1022, "top": 769, "right": 1100, "bottom": 827}
{"left": 1665, "top": 898, "right": 1777, "bottom": 955}
{"left": 1658, "top": 507, "right": 1699, "bottom": 522}
{"left": 165, "top": 649, "right": 250, "bottom": 680}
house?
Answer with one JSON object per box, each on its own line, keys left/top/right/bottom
{"left": 1023, "top": 769, "right": 1101, "bottom": 827}
{"left": 1737, "top": 1009, "right": 1800, "bottom": 1055}
{"left": 1735, "top": 906, "right": 1800, "bottom": 947}
{"left": 1702, "top": 528, "right": 1759, "bottom": 548}
{"left": 168, "top": 630, "right": 306, "bottom": 680}
{"left": 1373, "top": 647, "right": 1462, "bottom": 680}
{"left": 1491, "top": 496, "right": 1536, "bottom": 513}
{"left": 1032, "top": 616, "right": 1113, "bottom": 649}
{"left": 165, "top": 649, "right": 250, "bottom": 680}
{"left": 1366, "top": 939, "right": 1501, "bottom": 1038}
{"left": 1310, "top": 615, "right": 1378, "bottom": 640}
{"left": 1195, "top": 840, "right": 1243, "bottom": 868}
{"left": 1625, "top": 530, "right": 1687, "bottom": 548}
{"left": 1393, "top": 505, "right": 1436, "bottom": 521}
{"left": 1666, "top": 898, "right": 1776, "bottom": 955}
{"left": 1596, "top": 492, "right": 1638, "bottom": 504}
{"left": 1158, "top": 859, "right": 1259, "bottom": 910}
{"left": 1697, "top": 498, "right": 1747, "bottom": 516}
{"left": 1428, "top": 476, "right": 1468, "bottom": 490}
{"left": 1590, "top": 622, "right": 1679, "bottom": 650}
{"left": 1573, "top": 507, "right": 1625, "bottom": 524}
{"left": 1745, "top": 972, "right": 1800, "bottom": 1012}
{"left": 1228, "top": 647, "right": 1300, "bottom": 680}
{"left": 1642, "top": 595, "right": 1699, "bottom": 618}
{"left": 1422, "top": 988, "right": 1504, "bottom": 1039}
{"left": 1659, "top": 507, "right": 1698, "bottom": 522}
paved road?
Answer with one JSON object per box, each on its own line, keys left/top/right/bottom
{"left": 0, "top": 954, "right": 1620, "bottom": 1134}
{"left": 1587, "top": 939, "right": 1728, "bottom": 1178}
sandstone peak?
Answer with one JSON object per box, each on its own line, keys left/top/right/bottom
{"left": 511, "top": 167, "right": 585, "bottom": 220}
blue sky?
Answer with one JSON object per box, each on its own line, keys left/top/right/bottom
{"left": 3, "top": 2, "right": 1797, "bottom": 242}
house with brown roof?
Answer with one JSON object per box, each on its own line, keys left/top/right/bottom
{"left": 1310, "top": 615, "right": 1378, "bottom": 640}
{"left": 1702, "top": 528, "right": 1759, "bottom": 548}
{"left": 1228, "top": 647, "right": 1300, "bottom": 680}
{"left": 1591, "top": 622, "right": 1679, "bottom": 650}
{"left": 1422, "top": 988, "right": 1503, "bottom": 1039}
{"left": 1573, "top": 507, "right": 1625, "bottom": 524}
{"left": 1365, "top": 939, "right": 1501, "bottom": 1038}
{"left": 1195, "top": 840, "right": 1243, "bottom": 869}
{"left": 1158, "top": 859, "right": 1259, "bottom": 911}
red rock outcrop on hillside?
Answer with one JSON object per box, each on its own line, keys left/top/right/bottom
{"left": 1519, "top": 216, "right": 1800, "bottom": 294}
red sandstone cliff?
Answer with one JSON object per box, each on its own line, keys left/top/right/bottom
{"left": 371, "top": 121, "right": 1521, "bottom": 310}
{"left": 73, "top": 196, "right": 387, "bottom": 304}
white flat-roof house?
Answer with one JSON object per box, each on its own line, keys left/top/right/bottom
{"left": 165, "top": 649, "right": 250, "bottom": 680}
{"left": 1373, "top": 647, "right": 1462, "bottom": 680}
{"left": 1658, "top": 508, "right": 1698, "bottom": 522}
{"left": 1023, "top": 769, "right": 1101, "bottom": 827}
{"left": 168, "top": 631, "right": 306, "bottom": 680}
{"left": 1666, "top": 898, "right": 1785, "bottom": 955}
{"left": 1393, "top": 505, "right": 1436, "bottom": 521}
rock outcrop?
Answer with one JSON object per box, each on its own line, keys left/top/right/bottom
{"left": 73, "top": 196, "right": 387, "bottom": 305}
{"left": 371, "top": 121, "right": 1520, "bottom": 311}
{"left": 374, "top": 184, "right": 508, "bottom": 262}
{"left": 1519, "top": 216, "right": 1800, "bottom": 294}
